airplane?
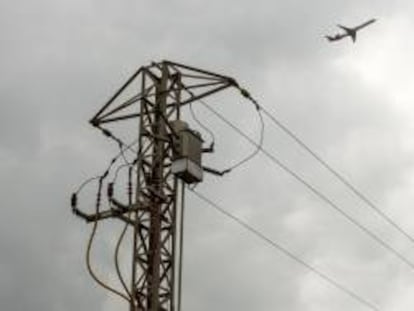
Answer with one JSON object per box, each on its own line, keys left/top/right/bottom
{"left": 325, "top": 18, "right": 377, "bottom": 43}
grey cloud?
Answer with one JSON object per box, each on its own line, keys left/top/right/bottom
{"left": 2, "top": 0, "right": 414, "bottom": 310}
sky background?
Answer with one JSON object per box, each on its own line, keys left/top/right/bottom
{"left": 2, "top": 0, "right": 414, "bottom": 310}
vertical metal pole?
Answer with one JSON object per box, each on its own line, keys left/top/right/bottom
{"left": 171, "top": 73, "right": 182, "bottom": 311}
{"left": 171, "top": 176, "right": 178, "bottom": 311}
{"left": 177, "top": 181, "right": 185, "bottom": 311}
{"left": 148, "top": 63, "right": 168, "bottom": 310}
{"left": 130, "top": 70, "right": 147, "bottom": 311}
{"left": 131, "top": 62, "right": 178, "bottom": 311}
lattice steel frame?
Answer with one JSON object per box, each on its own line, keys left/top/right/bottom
{"left": 90, "top": 60, "right": 236, "bottom": 311}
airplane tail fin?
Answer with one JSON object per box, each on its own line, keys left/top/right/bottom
{"left": 351, "top": 33, "right": 357, "bottom": 43}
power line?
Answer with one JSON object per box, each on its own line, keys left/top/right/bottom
{"left": 189, "top": 101, "right": 216, "bottom": 149}
{"left": 234, "top": 86, "right": 414, "bottom": 249}
{"left": 189, "top": 188, "right": 380, "bottom": 311}
{"left": 113, "top": 165, "right": 134, "bottom": 300}
{"left": 183, "top": 89, "right": 265, "bottom": 175}
{"left": 72, "top": 136, "right": 140, "bottom": 302}
{"left": 199, "top": 100, "right": 414, "bottom": 272}
{"left": 258, "top": 104, "right": 414, "bottom": 246}
{"left": 222, "top": 102, "right": 265, "bottom": 173}
{"left": 75, "top": 138, "right": 138, "bottom": 195}
{"left": 85, "top": 176, "right": 131, "bottom": 302}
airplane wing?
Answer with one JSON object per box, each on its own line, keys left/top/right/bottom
{"left": 337, "top": 24, "right": 352, "bottom": 32}
{"left": 354, "top": 18, "right": 377, "bottom": 31}
{"left": 336, "top": 24, "right": 357, "bottom": 42}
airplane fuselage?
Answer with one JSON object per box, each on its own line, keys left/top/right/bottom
{"left": 326, "top": 18, "right": 376, "bottom": 43}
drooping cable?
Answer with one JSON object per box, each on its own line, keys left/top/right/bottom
{"left": 75, "top": 175, "right": 101, "bottom": 195}
{"left": 201, "top": 101, "right": 414, "bottom": 272}
{"left": 73, "top": 137, "right": 140, "bottom": 302}
{"left": 189, "top": 102, "right": 216, "bottom": 150}
{"left": 189, "top": 189, "right": 380, "bottom": 311}
{"left": 96, "top": 126, "right": 138, "bottom": 159}
{"left": 85, "top": 176, "right": 131, "bottom": 302}
{"left": 74, "top": 138, "right": 138, "bottom": 197}
{"left": 115, "top": 137, "right": 138, "bottom": 167}
{"left": 183, "top": 85, "right": 265, "bottom": 175}
{"left": 111, "top": 151, "right": 140, "bottom": 300}
{"left": 258, "top": 105, "right": 414, "bottom": 246}
{"left": 113, "top": 166, "right": 134, "bottom": 300}
{"left": 219, "top": 101, "right": 264, "bottom": 173}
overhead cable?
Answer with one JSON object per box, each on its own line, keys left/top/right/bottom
{"left": 183, "top": 86, "right": 264, "bottom": 175}
{"left": 258, "top": 104, "right": 414, "bottom": 246}
{"left": 217, "top": 99, "right": 265, "bottom": 173}
{"left": 189, "top": 188, "right": 380, "bottom": 311}
{"left": 234, "top": 84, "right": 414, "bottom": 249}
{"left": 189, "top": 102, "right": 216, "bottom": 150}
{"left": 201, "top": 100, "right": 414, "bottom": 271}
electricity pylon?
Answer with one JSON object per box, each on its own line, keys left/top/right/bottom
{"left": 84, "top": 60, "right": 237, "bottom": 311}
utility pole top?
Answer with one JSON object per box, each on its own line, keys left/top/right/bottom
{"left": 72, "top": 60, "right": 241, "bottom": 311}
{"left": 90, "top": 60, "right": 237, "bottom": 127}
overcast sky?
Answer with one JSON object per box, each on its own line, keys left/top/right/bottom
{"left": 2, "top": 0, "right": 414, "bottom": 310}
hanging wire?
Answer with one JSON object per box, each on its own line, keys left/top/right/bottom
{"left": 219, "top": 103, "right": 265, "bottom": 173}
{"left": 117, "top": 140, "right": 130, "bottom": 166}
{"left": 97, "top": 126, "right": 138, "bottom": 158}
{"left": 85, "top": 176, "right": 131, "bottom": 302}
{"left": 114, "top": 137, "right": 139, "bottom": 166}
{"left": 75, "top": 175, "right": 102, "bottom": 195}
{"left": 113, "top": 165, "right": 134, "bottom": 300}
{"left": 74, "top": 138, "right": 138, "bottom": 196}
{"left": 110, "top": 154, "right": 140, "bottom": 300}
{"left": 183, "top": 84, "right": 265, "bottom": 176}
{"left": 189, "top": 102, "right": 216, "bottom": 149}
{"left": 72, "top": 136, "right": 140, "bottom": 302}
{"left": 112, "top": 163, "right": 132, "bottom": 183}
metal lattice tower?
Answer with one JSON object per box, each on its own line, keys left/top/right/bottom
{"left": 88, "top": 60, "right": 236, "bottom": 311}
